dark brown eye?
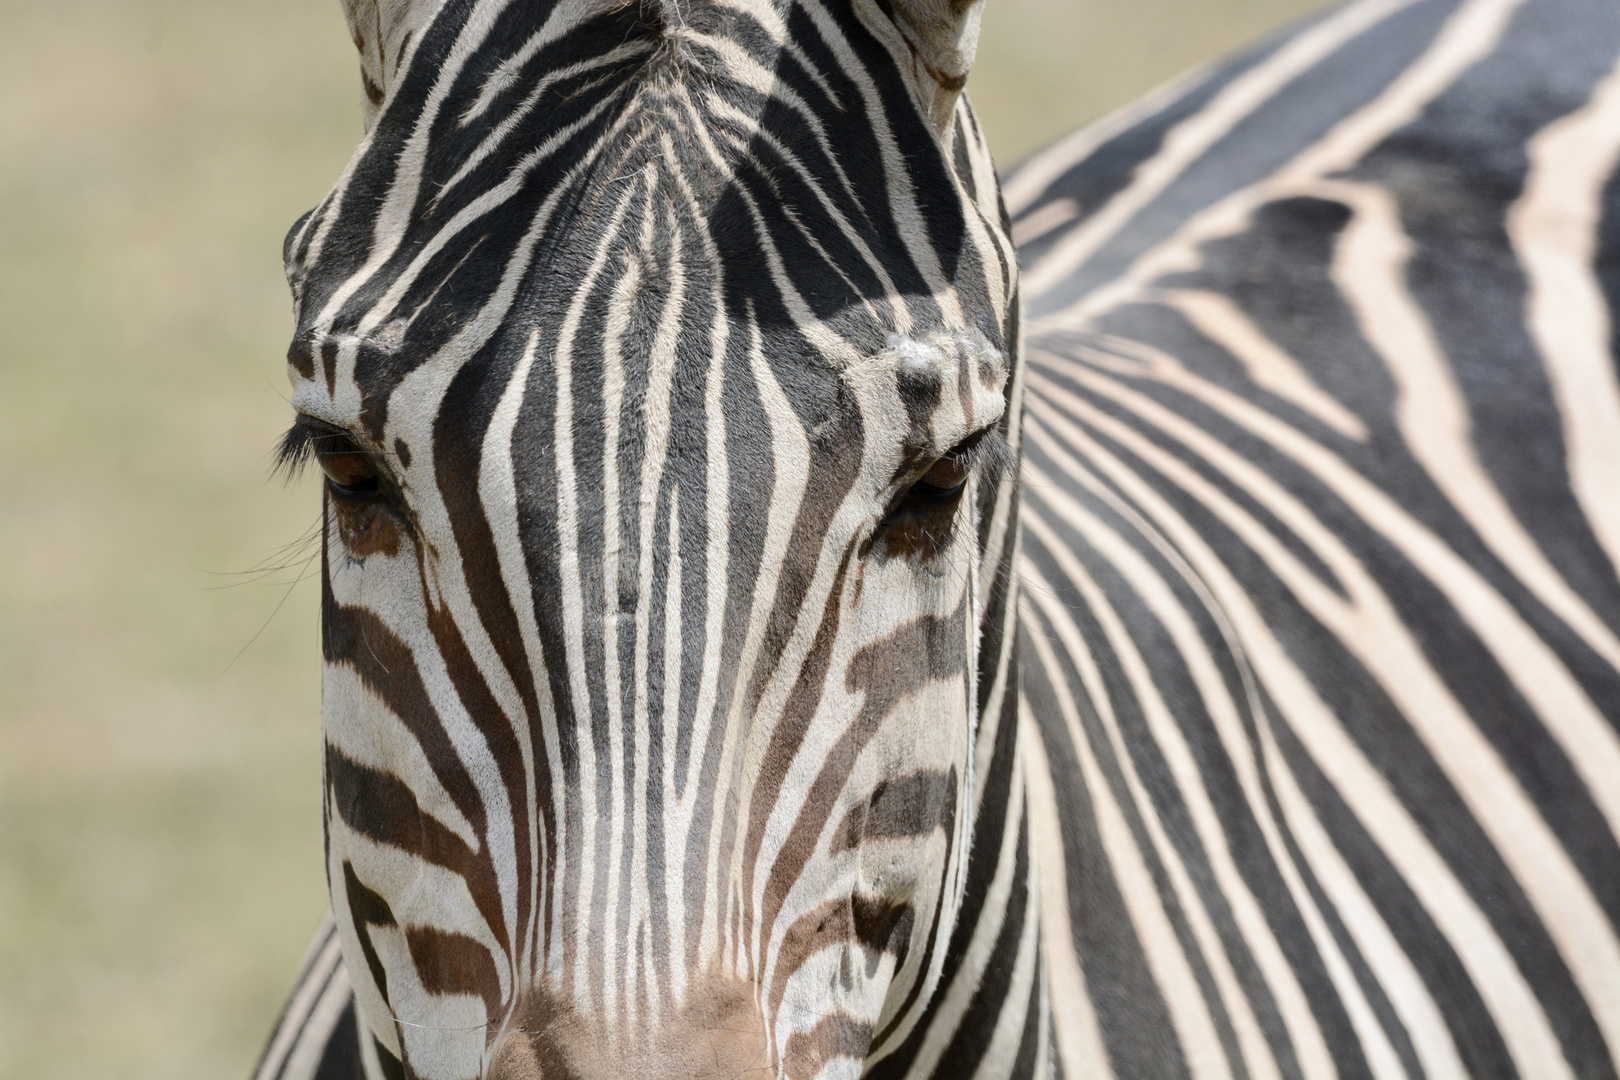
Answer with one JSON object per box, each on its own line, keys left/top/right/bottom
{"left": 909, "top": 454, "right": 971, "bottom": 502}
{"left": 313, "top": 432, "right": 380, "bottom": 496}
{"left": 875, "top": 437, "right": 988, "bottom": 559}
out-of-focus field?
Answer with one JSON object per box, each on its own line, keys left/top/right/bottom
{"left": 0, "top": 0, "right": 1323, "bottom": 1075}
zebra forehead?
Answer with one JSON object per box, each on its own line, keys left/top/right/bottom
{"left": 282, "top": 0, "right": 1011, "bottom": 426}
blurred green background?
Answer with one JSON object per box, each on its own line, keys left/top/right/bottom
{"left": 0, "top": 0, "right": 1325, "bottom": 1075}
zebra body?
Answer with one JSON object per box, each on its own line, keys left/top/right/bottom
{"left": 255, "top": 0, "right": 1620, "bottom": 1076}
{"left": 1013, "top": 0, "right": 1620, "bottom": 1075}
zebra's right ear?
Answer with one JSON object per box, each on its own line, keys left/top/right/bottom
{"left": 340, "top": 0, "right": 444, "bottom": 130}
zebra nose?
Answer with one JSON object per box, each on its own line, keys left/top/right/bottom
{"left": 483, "top": 980, "right": 773, "bottom": 1080}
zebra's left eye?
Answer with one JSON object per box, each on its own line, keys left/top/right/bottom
{"left": 906, "top": 453, "right": 971, "bottom": 504}
{"left": 897, "top": 429, "right": 995, "bottom": 511}
{"left": 877, "top": 434, "right": 993, "bottom": 559}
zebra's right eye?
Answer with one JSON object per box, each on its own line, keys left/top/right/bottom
{"left": 312, "top": 431, "right": 381, "bottom": 497}
{"left": 275, "top": 417, "right": 386, "bottom": 502}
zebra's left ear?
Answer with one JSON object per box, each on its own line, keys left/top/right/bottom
{"left": 340, "top": 0, "right": 445, "bottom": 130}
{"left": 862, "top": 0, "right": 987, "bottom": 138}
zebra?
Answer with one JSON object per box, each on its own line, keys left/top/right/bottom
{"left": 253, "top": 0, "right": 1620, "bottom": 1076}
{"left": 260, "top": 0, "right": 1020, "bottom": 1076}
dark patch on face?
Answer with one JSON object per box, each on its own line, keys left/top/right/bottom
{"left": 392, "top": 437, "right": 412, "bottom": 468}
{"left": 332, "top": 497, "right": 405, "bottom": 558}
{"left": 895, "top": 360, "right": 944, "bottom": 452}
{"left": 405, "top": 925, "right": 504, "bottom": 1019}
{"left": 873, "top": 427, "right": 1011, "bottom": 562}
{"left": 832, "top": 768, "right": 957, "bottom": 852}
{"left": 341, "top": 861, "right": 398, "bottom": 1013}
{"left": 320, "top": 337, "right": 340, "bottom": 397}
{"left": 873, "top": 492, "right": 961, "bottom": 561}
{"left": 852, "top": 893, "right": 916, "bottom": 973}
{"left": 287, "top": 332, "right": 317, "bottom": 380}
{"left": 782, "top": 1013, "right": 877, "bottom": 1080}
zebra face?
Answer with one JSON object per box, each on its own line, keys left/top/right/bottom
{"left": 279, "top": 0, "right": 1019, "bottom": 1076}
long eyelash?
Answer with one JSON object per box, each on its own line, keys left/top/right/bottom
{"left": 273, "top": 421, "right": 316, "bottom": 483}
{"left": 951, "top": 427, "right": 1016, "bottom": 480}
{"left": 273, "top": 418, "right": 395, "bottom": 486}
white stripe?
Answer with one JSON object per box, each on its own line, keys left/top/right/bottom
{"left": 1025, "top": 420, "right": 1445, "bottom": 1078}
{"left": 1330, "top": 178, "right": 1620, "bottom": 676}
{"left": 550, "top": 177, "right": 642, "bottom": 998}
{"left": 1265, "top": 725, "right": 1470, "bottom": 1080}
{"left": 1508, "top": 49, "right": 1620, "bottom": 584}
{"left": 1023, "top": 511, "right": 1306, "bottom": 1080}
{"left": 674, "top": 133, "right": 737, "bottom": 1002}
{"left": 477, "top": 327, "right": 553, "bottom": 991}
{"left": 1024, "top": 446, "right": 1409, "bottom": 1080}
{"left": 621, "top": 187, "right": 688, "bottom": 1018}
{"left": 1045, "top": 331, "right": 1620, "bottom": 1058}
{"left": 899, "top": 736, "right": 1033, "bottom": 1079}
{"left": 969, "top": 827, "right": 1043, "bottom": 1080}
{"left": 1154, "top": 288, "right": 1367, "bottom": 440}
{"left": 595, "top": 195, "right": 644, "bottom": 1023}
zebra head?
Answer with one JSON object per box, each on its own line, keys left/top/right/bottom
{"left": 280, "top": 0, "right": 1022, "bottom": 1075}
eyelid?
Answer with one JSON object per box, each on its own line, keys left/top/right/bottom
{"left": 928, "top": 425, "right": 1011, "bottom": 478}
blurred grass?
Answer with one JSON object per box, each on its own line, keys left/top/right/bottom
{"left": 0, "top": 0, "right": 1323, "bottom": 1076}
